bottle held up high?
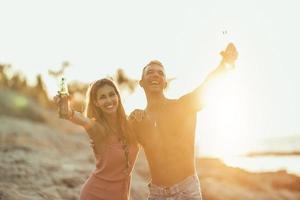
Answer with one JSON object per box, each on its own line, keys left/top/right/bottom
{"left": 58, "top": 77, "right": 69, "bottom": 119}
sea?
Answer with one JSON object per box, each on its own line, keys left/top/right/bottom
{"left": 198, "top": 135, "right": 300, "bottom": 176}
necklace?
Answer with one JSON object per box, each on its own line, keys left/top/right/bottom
{"left": 145, "top": 110, "right": 159, "bottom": 128}
{"left": 146, "top": 100, "right": 167, "bottom": 128}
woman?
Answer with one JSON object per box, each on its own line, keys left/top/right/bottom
{"left": 55, "top": 78, "right": 139, "bottom": 200}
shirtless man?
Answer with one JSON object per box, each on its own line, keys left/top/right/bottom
{"left": 130, "top": 43, "right": 238, "bottom": 200}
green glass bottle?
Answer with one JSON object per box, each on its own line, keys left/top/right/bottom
{"left": 58, "top": 77, "right": 69, "bottom": 119}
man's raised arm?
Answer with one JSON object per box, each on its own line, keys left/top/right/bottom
{"left": 179, "top": 43, "right": 238, "bottom": 112}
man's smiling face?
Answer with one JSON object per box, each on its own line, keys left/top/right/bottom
{"left": 140, "top": 63, "right": 167, "bottom": 94}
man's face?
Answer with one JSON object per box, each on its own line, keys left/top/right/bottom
{"left": 140, "top": 64, "right": 167, "bottom": 94}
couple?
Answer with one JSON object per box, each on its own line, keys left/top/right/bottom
{"left": 55, "top": 43, "right": 238, "bottom": 200}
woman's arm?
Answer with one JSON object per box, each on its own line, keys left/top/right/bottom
{"left": 53, "top": 95, "right": 105, "bottom": 134}
{"left": 70, "top": 110, "right": 106, "bottom": 138}
{"left": 69, "top": 110, "right": 93, "bottom": 129}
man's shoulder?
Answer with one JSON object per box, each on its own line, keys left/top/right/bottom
{"left": 166, "top": 98, "right": 180, "bottom": 105}
{"left": 167, "top": 97, "right": 189, "bottom": 108}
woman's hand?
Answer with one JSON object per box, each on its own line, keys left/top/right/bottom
{"left": 53, "top": 94, "right": 61, "bottom": 106}
{"left": 129, "top": 109, "right": 146, "bottom": 122}
{"left": 53, "top": 94, "right": 73, "bottom": 119}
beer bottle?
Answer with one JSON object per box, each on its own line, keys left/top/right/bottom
{"left": 58, "top": 77, "right": 69, "bottom": 119}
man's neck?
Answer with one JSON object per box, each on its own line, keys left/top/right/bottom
{"left": 145, "top": 92, "right": 167, "bottom": 111}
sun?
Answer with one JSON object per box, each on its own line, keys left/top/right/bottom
{"left": 199, "top": 70, "right": 250, "bottom": 159}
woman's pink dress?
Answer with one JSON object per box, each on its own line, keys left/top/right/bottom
{"left": 80, "top": 135, "right": 139, "bottom": 200}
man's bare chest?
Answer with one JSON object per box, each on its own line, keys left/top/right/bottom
{"left": 136, "top": 110, "right": 185, "bottom": 146}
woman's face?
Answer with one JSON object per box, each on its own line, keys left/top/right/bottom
{"left": 94, "top": 84, "right": 119, "bottom": 116}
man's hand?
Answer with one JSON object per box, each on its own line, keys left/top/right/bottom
{"left": 129, "top": 109, "right": 145, "bottom": 122}
{"left": 220, "top": 43, "right": 238, "bottom": 66}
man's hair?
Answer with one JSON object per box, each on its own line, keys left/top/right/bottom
{"left": 141, "top": 60, "right": 164, "bottom": 79}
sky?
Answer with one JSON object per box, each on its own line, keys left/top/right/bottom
{"left": 1, "top": 0, "right": 299, "bottom": 156}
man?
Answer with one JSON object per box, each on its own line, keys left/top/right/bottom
{"left": 130, "top": 43, "right": 238, "bottom": 200}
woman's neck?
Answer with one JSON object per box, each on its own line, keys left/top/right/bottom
{"left": 103, "top": 113, "right": 118, "bottom": 127}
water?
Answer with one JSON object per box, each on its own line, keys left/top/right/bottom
{"left": 198, "top": 135, "right": 300, "bottom": 176}
{"left": 222, "top": 155, "right": 300, "bottom": 176}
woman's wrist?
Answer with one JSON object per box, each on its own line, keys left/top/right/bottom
{"left": 68, "top": 109, "right": 75, "bottom": 120}
{"left": 68, "top": 110, "right": 92, "bottom": 129}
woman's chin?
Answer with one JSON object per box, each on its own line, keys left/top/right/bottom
{"left": 103, "top": 109, "right": 118, "bottom": 116}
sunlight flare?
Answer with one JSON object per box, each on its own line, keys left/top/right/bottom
{"left": 201, "top": 71, "right": 249, "bottom": 158}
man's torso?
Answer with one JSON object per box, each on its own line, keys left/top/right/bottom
{"left": 133, "top": 100, "right": 197, "bottom": 186}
